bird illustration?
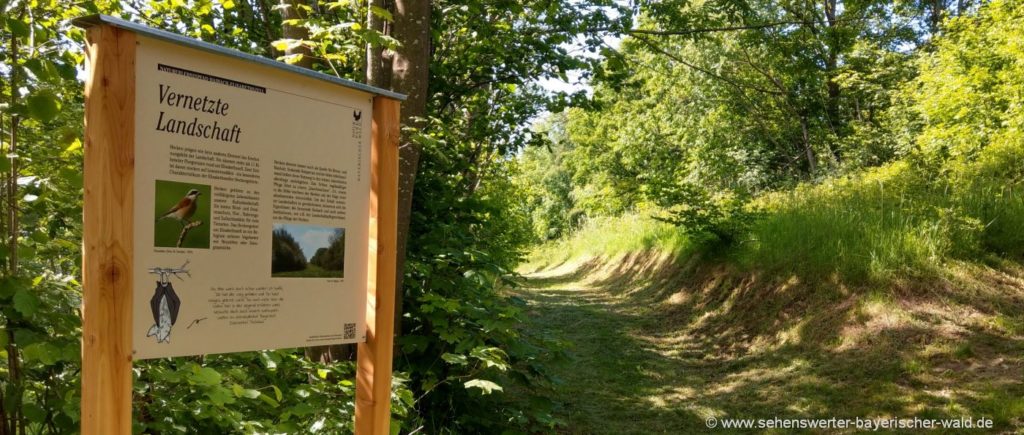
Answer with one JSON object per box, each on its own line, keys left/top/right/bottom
{"left": 157, "top": 188, "right": 201, "bottom": 225}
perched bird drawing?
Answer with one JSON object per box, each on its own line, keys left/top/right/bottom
{"left": 157, "top": 188, "right": 201, "bottom": 225}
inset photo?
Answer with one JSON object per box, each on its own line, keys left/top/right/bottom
{"left": 272, "top": 224, "right": 345, "bottom": 278}
{"left": 154, "top": 180, "right": 211, "bottom": 249}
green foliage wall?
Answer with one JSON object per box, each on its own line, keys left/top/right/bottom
{"left": 515, "top": 0, "right": 980, "bottom": 245}
{"left": 518, "top": 0, "right": 1024, "bottom": 285}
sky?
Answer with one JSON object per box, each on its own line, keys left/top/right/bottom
{"left": 274, "top": 223, "right": 343, "bottom": 260}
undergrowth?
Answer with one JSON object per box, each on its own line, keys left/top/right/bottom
{"left": 529, "top": 139, "right": 1024, "bottom": 286}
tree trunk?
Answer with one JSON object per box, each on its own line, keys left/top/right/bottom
{"left": 366, "top": 0, "right": 389, "bottom": 88}
{"left": 279, "top": 0, "right": 352, "bottom": 364}
{"left": 278, "top": 0, "right": 313, "bottom": 69}
{"left": 823, "top": 0, "right": 842, "bottom": 164}
{"left": 4, "top": 22, "right": 23, "bottom": 434}
{"left": 388, "top": 0, "right": 431, "bottom": 337}
{"left": 801, "top": 116, "right": 816, "bottom": 175}
{"left": 253, "top": 0, "right": 282, "bottom": 57}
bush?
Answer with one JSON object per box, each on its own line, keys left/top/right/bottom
{"left": 271, "top": 228, "right": 306, "bottom": 273}
{"left": 309, "top": 229, "right": 345, "bottom": 272}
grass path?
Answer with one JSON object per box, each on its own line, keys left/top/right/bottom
{"left": 512, "top": 259, "right": 1024, "bottom": 434}
{"left": 513, "top": 270, "right": 713, "bottom": 433}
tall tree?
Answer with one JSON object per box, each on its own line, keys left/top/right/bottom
{"left": 384, "top": 0, "right": 431, "bottom": 337}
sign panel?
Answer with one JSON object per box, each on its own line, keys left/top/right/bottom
{"left": 132, "top": 36, "right": 371, "bottom": 359}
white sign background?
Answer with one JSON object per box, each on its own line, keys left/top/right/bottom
{"left": 132, "top": 36, "right": 371, "bottom": 359}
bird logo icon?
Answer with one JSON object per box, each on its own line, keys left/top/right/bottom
{"left": 157, "top": 188, "right": 201, "bottom": 225}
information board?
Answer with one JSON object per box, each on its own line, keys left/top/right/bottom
{"left": 131, "top": 36, "right": 371, "bottom": 359}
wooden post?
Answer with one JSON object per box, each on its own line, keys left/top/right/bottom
{"left": 81, "top": 24, "right": 135, "bottom": 435}
{"left": 355, "top": 97, "right": 400, "bottom": 434}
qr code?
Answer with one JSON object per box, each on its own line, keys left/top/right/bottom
{"left": 344, "top": 323, "right": 356, "bottom": 339}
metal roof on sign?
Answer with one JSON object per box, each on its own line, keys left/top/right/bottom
{"left": 72, "top": 14, "right": 407, "bottom": 101}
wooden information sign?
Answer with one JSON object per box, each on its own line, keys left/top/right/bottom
{"left": 74, "top": 15, "right": 403, "bottom": 435}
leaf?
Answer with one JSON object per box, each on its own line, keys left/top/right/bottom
{"left": 258, "top": 393, "right": 279, "bottom": 407}
{"left": 280, "top": 54, "right": 304, "bottom": 65}
{"left": 27, "top": 90, "right": 61, "bottom": 123}
{"left": 22, "top": 342, "right": 61, "bottom": 364}
{"left": 470, "top": 346, "right": 510, "bottom": 371}
{"left": 272, "top": 385, "right": 283, "bottom": 401}
{"left": 24, "top": 59, "right": 53, "bottom": 81}
{"left": 7, "top": 18, "right": 29, "bottom": 38}
{"left": 271, "top": 38, "right": 305, "bottom": 51}
{"left": 191, "top": 366, "right": 222, "bottom": 386}
{"left": 463, "top": 379, "right": 503, "bottom": 395}
{"left": 13, "top": 288, "right": 40, "bottom": 316}
{"left": 23, "top": 403, "right": 46, "bottom": 423}
{"left": 205, "top": 385, "right": 235, "bottom": 405}
{"left": 289, "top": 402, "right": 314, "bottom": 416}
{"left": 0, "top": 277, "right": 16, "bottom": 299}
{"left": 223, "top": 0, "right": 236, "bottom": 9}
{"left": 369, "top": 5, "right": 392, "bottom": 20}
{"left": 14, "top": 329, "right": 40, "bottom": 346}
{"left": 397, "top": 389, "right": 414, "bottom": 407}
{"left": 441, "top": 353, "right": 468, "bottom": 365}
{"left": 260, "top": 351, "right": 278, "bottom": 369}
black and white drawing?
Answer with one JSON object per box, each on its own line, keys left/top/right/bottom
{"left": 146, "top": 261, "right": 191, "bottom": 343}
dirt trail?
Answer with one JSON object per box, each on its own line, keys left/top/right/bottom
{"left": 513, "top": 256, "right": 1024, "bottom": 434}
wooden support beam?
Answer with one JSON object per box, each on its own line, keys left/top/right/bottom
{"left": 81, "top": 24, "right": 136, "bottom": 435}
{"left": 355, "top": 97, "right": 400, "bottom": 435}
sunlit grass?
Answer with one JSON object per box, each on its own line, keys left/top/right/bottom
{"left": 524, "top": 214, "right": 694, "bottom": 271}
{"left": 737, "top": 154, "right": 1024, "bottom": 283}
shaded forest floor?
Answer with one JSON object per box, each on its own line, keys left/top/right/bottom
{"left": 512, "top": 252, "right": 1024, "bottom": 434}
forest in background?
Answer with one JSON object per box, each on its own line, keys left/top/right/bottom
{"left": 0, "top": 0, "right": 1022, "bottom": 433}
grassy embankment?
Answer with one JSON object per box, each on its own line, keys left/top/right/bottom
{"left": 516, "top": 154, "right": 1024, "bottom": 433}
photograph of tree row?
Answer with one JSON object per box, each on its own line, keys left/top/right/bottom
{"left": 271, "top": 224, "right": 345, "bottom": 278}
{"left": 2, "top": 0, "right": 1023, "bottom": 433}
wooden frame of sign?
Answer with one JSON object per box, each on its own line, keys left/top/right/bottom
{"left": 77, "top": 16, "right": 402, "bottom": 435}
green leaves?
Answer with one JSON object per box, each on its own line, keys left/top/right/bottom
{"left": 6, "top": 17, "right": 30, "bottom": 37}
{"left": 441, "top": 352, "right": 468, "bottom": 365}
{"left": 26, "top": 90, "right": 61, "bottom": 123}
{"left": 190, "top": 366, "right": 223, "bottom": 386}
{"left": 232, "top": 384, "right": 261, "bottom": 399}
{"left": 13, "top": 288, "right": 40, "bottom": 317}
{"left": 22, "top": 342, "right": 62, "bottom": 365}
{"left": 463, "top": 379, "right": 503, "bottom": 395}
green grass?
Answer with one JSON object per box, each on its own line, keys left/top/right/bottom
{"left": 271, "top": 264, "right": 343, "bottom": 278}
{"left": 525, "top": 214, "right": 694, "bottom": 271}
{"left": 737, "top": 161, "right": 952, "bottom": 282}
{"left": 529, "top": 146, "right": 1024, "bottom": 284}
{"left": 514, "top": 261, "right": 1024, "bottom": 434}
{"left": 737, "top": 151, "right": 1024, "bottom": 283}
{"left": 515, "top": 145, "right": 1024, "bottom": 433}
